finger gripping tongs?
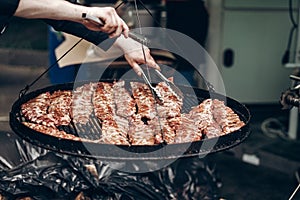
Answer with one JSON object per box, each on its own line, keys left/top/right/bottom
{"left": 82, "top": 13, "right": 149, "bottom": 45}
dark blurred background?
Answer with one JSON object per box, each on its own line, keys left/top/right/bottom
{"left": 1, "top": 0, "right": 300, "bottom": 199}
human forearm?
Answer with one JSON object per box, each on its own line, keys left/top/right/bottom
{"left": 14, "top": 0, "right": 85, "bottom": 23}
{"left": 14, "top": 0, "right": 129, "bottom": 38}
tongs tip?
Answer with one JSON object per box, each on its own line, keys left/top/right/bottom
{"left": 140, "top": 71, "right": 164, "bottom": 103}
{"left": 154, "top": 69, "right": 184, "bottom": 100}
{"left": 140, "top": 68, "right": 184, "bottom": 102}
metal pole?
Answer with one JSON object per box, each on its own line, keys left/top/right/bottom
{"left": 289, "top": 182, "right": 300, "bottom": 200}
{"left": 287, "top": 0, "right": 300, "bottom": 139}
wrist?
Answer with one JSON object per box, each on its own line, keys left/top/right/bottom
{"left": 115, "top": 35, "right": 145, "bottom": 54}
{"left": 65, "top": 3, "right": 89, "bottom": 23}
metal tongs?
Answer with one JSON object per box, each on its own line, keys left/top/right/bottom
{"left": 82, "top": 13, "right": 149, "bottom": 45}
{"left": 154, "top": 69, "right": 184, "bottom": 99}
{"left": 82, "top": 13, "right": 183, "bottom": 100}
{"left": 140, "top": 68, "right": 184, "bottom": 102}
{"left": 140, "top": 70, "right": 163, "bottom": 102}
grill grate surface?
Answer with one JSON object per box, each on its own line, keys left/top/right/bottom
{"left": 70, "top": 116, "right": 103, "bottom": 140}
{"left": 56, "top": 93, "right": 201, "bottom": 141}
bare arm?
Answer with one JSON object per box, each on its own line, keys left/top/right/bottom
{"left": 14, "top": 0, "right": 129, "bottom": 38}
{"left": 14, "top": 0, "right": 159, "bottom": 73}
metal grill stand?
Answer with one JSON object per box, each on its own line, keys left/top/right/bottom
{"left": 283, "top": 0, "right": 300, "bottom": 139}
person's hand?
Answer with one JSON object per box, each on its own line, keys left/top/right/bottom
{"left": 114, "top": 35, "right": 160, "bottom": 75}
{"left": 124, "top": 48, "right": 160, "bottom": 76}
{"left": 82, "top": 7, "right": 129, "bottom": 38}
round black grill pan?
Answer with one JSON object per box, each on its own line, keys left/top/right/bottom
{"left": 10, "top": 81, "right": 251, "bottom": 161}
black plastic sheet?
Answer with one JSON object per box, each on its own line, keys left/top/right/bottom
{"left": 0, "top": 135, "right": 220, "bottom": 200}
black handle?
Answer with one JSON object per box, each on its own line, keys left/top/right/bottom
{"left": 223, "top": 48, "right": 234, "bottom": 68}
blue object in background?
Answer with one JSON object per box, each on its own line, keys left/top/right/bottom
{"left": 48, "top": 26, "right": 78, "bottom": 84}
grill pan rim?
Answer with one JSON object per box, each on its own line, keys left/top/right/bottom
{"left": 10, "top": 81, "right": 251, "bottom": 161}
